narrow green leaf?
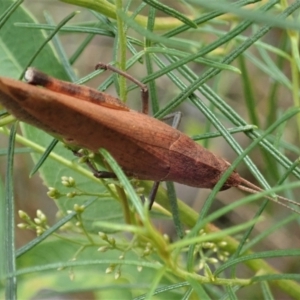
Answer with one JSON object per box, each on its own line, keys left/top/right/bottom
{"left": 99, "top": 149, "right": 144, "bottom": 218}
{"left": 30, "top": 138, "right": 58, "bottom": 177}
{"left": 144, "top": 47, "right": 241, "bottom": 73}
{"left": 16, "top": 197, "right": 97, "bottom": 258}
{"left": 44, "top": 11, "right": 77, "bottom": 81}
{"left": 0, "top": 0, "right": 23, "bottom": 29}
{"left": 163, "top": 0, "right": 262, "bottom": 38}
{"left": 0, "top": 154, "right": 5, "bottom": 287}
{"left": 166, "top": 182, "right": 183, "bottom": 239}
{"left": 190, "top": 0, "right": 300, "bottom": 31}
{"left": 19, "top": 10, "right": 80, "bottom": 79}
{"left": 239, "top": 55, "right": 259, "bottom": 126}
{"left": 225, "top": 285, "right": 238, "bottom": 300}
{"left": 216, "top": 249, "right": 300, "bottom": 274}
{"left": 191, "top": 125, "right": 257, "bottom": 140}
{"left": 142, "top": 0, "right": 197, "bottom": 28}
{"left": 186, "top": 275, "right": 211, "bottom": 299}
{"left": 116, "top": 9, "right": 196, "bottom": 51}
{"left": 5, "top": 122, "right": 17, "bottom": 300}
{"left": 261, "top": 281, "right": 275, "bottom": 300}
{"left": 145, "top": 6, "right": 159, "bottom": 114}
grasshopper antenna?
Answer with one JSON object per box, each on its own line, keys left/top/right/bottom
{"left": 237, "top": 178, "right": 300, "bottom": 214}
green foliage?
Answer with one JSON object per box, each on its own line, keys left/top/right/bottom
{"left": 1, "top": 0, "right": 300, "bottom": 299}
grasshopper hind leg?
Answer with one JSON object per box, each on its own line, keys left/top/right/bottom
{"left": 72, "top": 150, "right": 117, "bottom": 178}
{"left": 148, "top": 181, "right": 160, "bottom": 209}
{"left": 148, "top": 112, "right": 182, "bottom": 209}
{"left": 95, "top": 62, "right": 149, "bottom": 114}
{"left": 94, "top": 63, "right": 183, "bottom": 210}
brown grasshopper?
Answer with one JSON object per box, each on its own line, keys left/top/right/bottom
{"left": 0, "top": 65, "right": 298, "bottom": 211}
